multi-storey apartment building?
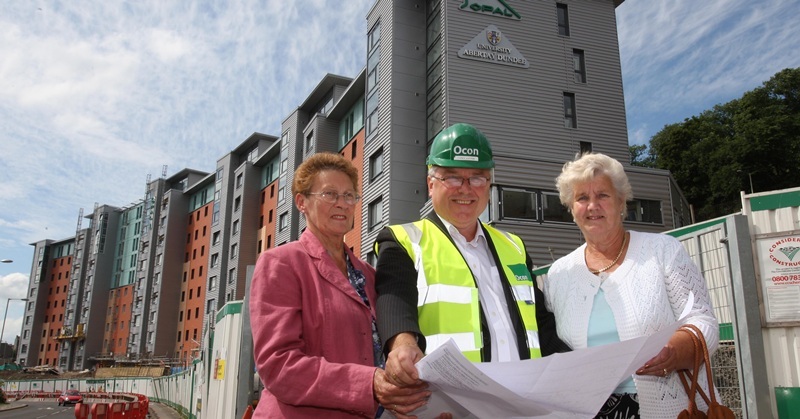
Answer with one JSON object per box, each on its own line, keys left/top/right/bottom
{"left": 17, "top": 0, "right": 689, "bottom": 371}
{"left": 19, "top": 237, "right": 79, "bottom": 367}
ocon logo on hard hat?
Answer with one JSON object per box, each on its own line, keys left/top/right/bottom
{"left": 453, "top": 145, "right": 479, "bottom": 161}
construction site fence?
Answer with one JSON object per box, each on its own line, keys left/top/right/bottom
{"left": 2, "top": 371, "right": 194, "bottom": 418}
{"left": 5, "top": 390, "right": 149, "bottom": 418}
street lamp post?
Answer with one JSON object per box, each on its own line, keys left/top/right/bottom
{"left": 1, "top": 298, "right": 28, "bottom": 360}
{"left": 736, "top": 170, "right": 755, "bottom": 194}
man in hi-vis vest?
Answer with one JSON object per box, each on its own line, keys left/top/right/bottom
{"left": 375, "top": 123, "right": 570, "bottom": 414}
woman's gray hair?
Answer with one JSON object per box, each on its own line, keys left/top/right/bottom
{"left": 555, "top": 152, "right": 633, "bottom": 212}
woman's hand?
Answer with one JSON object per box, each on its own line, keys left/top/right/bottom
{"left": 636, "top": 329, "right": 696, "bottom": 377}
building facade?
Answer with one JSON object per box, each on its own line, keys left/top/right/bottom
{"left": 17, "top": 0, "right": 690, "bottom": 371}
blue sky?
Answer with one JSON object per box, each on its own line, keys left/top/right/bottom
{"left": 0, "top": 0, "right": 798, "bottom": 343}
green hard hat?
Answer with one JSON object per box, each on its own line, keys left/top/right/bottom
{"left": 426, "top": 123, "right": 495, "bottom": 169}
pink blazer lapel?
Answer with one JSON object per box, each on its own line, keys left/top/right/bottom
{"left": 299, "top": 230, "right": 368, "bottom": 308}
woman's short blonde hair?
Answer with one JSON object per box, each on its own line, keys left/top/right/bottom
{"left": 555, "top": 152, "right": 633, "bottom": 212}
{"left": 292, "top": 152, "right": 359, "bottom": 196}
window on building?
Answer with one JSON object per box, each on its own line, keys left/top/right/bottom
{"left": 542, "top": 192, "right": 572, "bottom": 222}
{"left": 339, "top": 97, "right": 365, "bottom": 148}
{"left": 557, "top": 3, "right": 570, "bottom": 36}
{"left": 366, "top": 22, "right": 381, "bottom": 137}
{"left": 248, "top": 146, "right": 259, "bottom": 162}
{"left": 580, "top": 141, "right": 592, "bottom": 155}
{"left": 210, "top": 253, "right": 219, "bottom": 268}
{"left": 573, "top": 49, "right": 586, "bottom": 83}
{"left": 278, "top": 187, "right": 285, "bottom": 203}
{"left": 232, "top": 220, "right": 239, "bottom": 235}
{"left": 212, "top": 201, "right": 220, "bottom": 226}
{"left": 236, "top": 173, "right": 243, "bottom": 189}
{"left": 209, "top": 276, "right": 217, "bottom": 290}
{"left": 626, "top": 199, "right": 663, "bottom": 224}
{"left": 427, "top": 93, "right": 444, "bottom": 141}
{"left": 229, "top": 268, "right": 236, "bottom": 284}
{"left": 563, "top": 92, "right": 577, "bottom": 128}
{"left": 305, "top": 131, "right": 314, "bottom": 154}
{"left": 207, "top": 299, "right": 216, "bottom": 318}
{"left": 231, "top": 243, "right": 238, "bottom": 259}
{"left": 501, "top": 189, "right": 538, "bottom": 221}
{"left": 280, "top": 158, "right": 288, "bottom": 174}
{"left": 212, "top": 231, "right": 220, "bottom": 246}
{"left": 368, "top": 197, "right": 384, "bottom": 231}
{"left": 234, "top": 196, "right": 241, "bottom": 212}
{"left": 279, "top": 213, "right": 288, "bottom": 231}
{"left": 281, "top": 130, "right": 289, "bottom": 149}
{"left": 369, "top": 149, "right": 384, "bottom": 181}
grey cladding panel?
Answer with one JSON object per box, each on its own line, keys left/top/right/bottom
{"left": 493, "top": 157, "right": 564, "bottom": 191}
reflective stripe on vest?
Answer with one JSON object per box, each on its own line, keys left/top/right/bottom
{"left": 388, "top": 220, "right": 541, "bottom": 361}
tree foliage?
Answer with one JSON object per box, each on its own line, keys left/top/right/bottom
{"left": 629, "top": 144, "right": 655, "bottom": 168}
{"left": 644, "top": 68, "right": 800, "bottom": 221}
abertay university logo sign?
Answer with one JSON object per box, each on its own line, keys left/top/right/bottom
{"left": 458, "top": 24, "right": 529, "bottom": 68}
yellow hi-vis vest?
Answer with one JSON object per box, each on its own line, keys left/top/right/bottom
{"left": 387, "top": 220, "right": 541, "bottom": 362}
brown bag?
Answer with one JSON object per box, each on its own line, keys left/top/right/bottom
{"left": 676, "top": 324, "right": 735, "bottom": 419}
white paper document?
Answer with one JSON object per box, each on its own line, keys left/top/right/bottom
{"left": 410, "top": 294, "right": 694, "bottom": 418}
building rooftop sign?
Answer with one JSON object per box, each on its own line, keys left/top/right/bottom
{"left": 459, "top": 0, "right": 521, "bottom": 20}
{"left": 458, "top": 25, "right": 529, "bottom": 68}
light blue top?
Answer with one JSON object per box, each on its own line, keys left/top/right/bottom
{"left": 587, "top": 288, "right": 636, "bottom": 394}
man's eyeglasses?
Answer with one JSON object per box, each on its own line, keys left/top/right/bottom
{"left": 430, "top": 175, "right": 490, "bottom": 188}
{"left": 307, "top": 191, "right": 361, "bottom": 205}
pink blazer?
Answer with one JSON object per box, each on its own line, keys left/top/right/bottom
{"left": 250, "top": 229, "right": 379, "bottom": 418}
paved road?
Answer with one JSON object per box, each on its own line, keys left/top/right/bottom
{"left": 0, "top": 400, "right": 77, "bottom": 419}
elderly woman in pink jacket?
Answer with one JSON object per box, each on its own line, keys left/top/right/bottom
{"left": 250, "top": 153, "right": 430, "bottom": 418}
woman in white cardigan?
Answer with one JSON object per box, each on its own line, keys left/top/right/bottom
{"left": 545, "top": 153, "right": 719, "bottom": 419}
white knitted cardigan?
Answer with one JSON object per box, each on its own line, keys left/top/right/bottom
{"left": 544, "top": 230, "right": 719, "bottom": 418}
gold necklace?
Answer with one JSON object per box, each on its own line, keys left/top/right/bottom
{"left": 588, "top": 233, "right": 627, "bottom": 274}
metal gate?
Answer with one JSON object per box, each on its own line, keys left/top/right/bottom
{"left": 667, "top": 214, "right": 771, "bottom": 418}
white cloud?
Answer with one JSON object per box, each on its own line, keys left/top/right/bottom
{"left": 0, "top": 273, "right": 30, "bottom": 343}
{"left": 0, "top": 273, "right": 29, "bottom": 300}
